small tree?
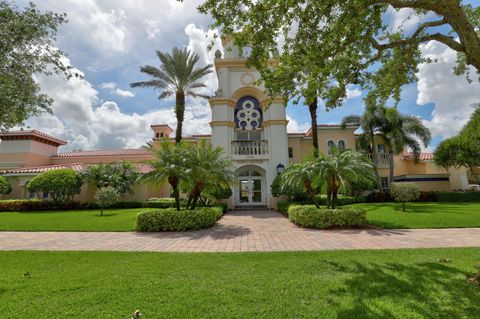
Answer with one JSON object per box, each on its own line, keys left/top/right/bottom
{"left": 95, "top": 186, "right": 119, "bottom": 216}
{"left": 82, "top": 162, "right": 139, "bottom": 195}
{"left": 27, "top": 169, "right": 82, "bottom": 203}
{"left": 390, "top": 182, "right": 420, "bottom": 212}
{"left": 0, "top": 176, "right": 12, "bottom": 195}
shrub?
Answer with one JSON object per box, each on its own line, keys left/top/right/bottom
{"left": 288, "top": 205, "right": 366, "bottom": 229}
{"left": 0, "top": 200, "right": 89, "bottom": 212}
{"left": 0, "top": 176, "right": 12, "bottom": 195}
{"left": 271, "top": 174, "right": 309, "bottom": 202}
{"left": 437, "top": 191, "right": 480, "bottom": 202}
{"left": 390, "top": 182, "right": 420, "bottom": 211}
{"left": 95, "top": 186, "right": 120, "bottom": 216}
{"left": 135, "top": 207, "right": 223, "bottom": 232}
{"left": 418, "top": 191, "right": 438, "bottom": 202}
{"left": 27, "top": 169, "right": 83, "bottom": 203}
{"left": 366, "top": 191, "right": 392, "bottom": 203}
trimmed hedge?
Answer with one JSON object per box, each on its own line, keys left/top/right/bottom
{"left": 135, "top": 207, "right": 223, "bottom": 232}
{"left": 277, "top": 196, "right": 366, "bottom": 215}
{"left": 288, "top": 205, "right": 366, "bottom": 229}
{"left": 0, "top": 200, "right": 90, "bottom": 212}
{"left": 437, "top": 192, "right": 480, "bottom": 202}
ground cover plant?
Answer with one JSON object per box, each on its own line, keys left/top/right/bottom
{"left": 356, "top": 202, "right": 480, "bottom": 229}
{"left": 0, "top": 248, "right": 479, "bottom": 318}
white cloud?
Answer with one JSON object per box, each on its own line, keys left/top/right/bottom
{"left": 417, "top": 41, "right": 480, "bottom": 140}
{"left": 286, "top": 115, "right": 309, "bottom": 133}
{"left": 100, "top": 82, "right": 135, "bottom": 98}
{"left": 346, "top": 87, "right": 362, "bottom": 100}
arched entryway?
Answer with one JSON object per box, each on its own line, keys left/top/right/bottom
{"left": 234, "top": 165, "right": 266, "bottom": 207}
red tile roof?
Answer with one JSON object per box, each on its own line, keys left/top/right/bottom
{"left": 54, "top": 149, "right": 151, "bottom": 158}
{"left": 403, "top": 152, "right": 434, "bottom": 161}
{"left": 0, "top": 129, "right": 67, "bottom": 146}
{"left": 0, "top": 163, "right": 84, "bottom": 175}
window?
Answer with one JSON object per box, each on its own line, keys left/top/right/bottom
{"left": 338, "top": 140, "right": 346, "bottom": 151}
{"left": 155, "top": 132, "right": 160, "bottom": 138}
{"left": 327, "top": 140, "right": 335, "bottom": 154}
{"left": 380, "top": 177, "right": 389, "bottom": 191}
{"left": 42, "top": 192, "right": 49, "bottom": 199}
{"left": 160, "top": 132, "right": 164, "bottom": 138}
{"left": 236, "top": 130, "right": 261, "bottom": 141}
{"left": 377, "top": 144, "right": 385, "bottom": 154}
{"left": 234, "top": 96, "right": 262, "bottom": 130}
{"left": 288, "top": 147, "right": 293, "bottom": 158}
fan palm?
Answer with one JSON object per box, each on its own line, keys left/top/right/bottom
{"left": 315, "top": 148, "right": 378, "bottom": 208}
{"left": 131, "top": 47, "right": 213, "bottom": 144}
{"left": 280, "top": 159, "right": 322, "bottom": 207}
{"left": 182, "top": 140, "right": 234, "bottom": 210}
{"left": 138, "top": 141, "right": 188, "bottom": 211}
{"left": 377, "top": 107, "right": 432, "bottom": 183}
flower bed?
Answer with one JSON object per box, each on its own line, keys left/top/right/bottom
{"left": 135, "top": 207, "right": 223, "bottom": 232}
{"left": 288, "top": 205, "right": 366, "bottom": 229}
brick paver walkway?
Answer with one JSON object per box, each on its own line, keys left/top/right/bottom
{"left": 1, "top": 210, "right": 479, "bottom": 252}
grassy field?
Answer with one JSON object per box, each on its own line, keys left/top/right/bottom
{"left": 0, "top": 248, "right": 479, "bottom": 318}
{"left": 353, "top": 202, "right": 480, "bottom": 229}
{"left": 0, "top": 208, "right": 148, "bottom": 231}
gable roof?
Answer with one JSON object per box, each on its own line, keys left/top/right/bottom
{"left": 0, "top": 130, "right": 67, "bottom": 147}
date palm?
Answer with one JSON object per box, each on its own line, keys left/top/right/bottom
{"left": 131, "top": 48, "right": 213, "bottom": 144}
{"left": 280, "top": 159, "right": 322, "bottom": 207}
{"left": 377, "top": 107, "right": 432, "bottom": 183}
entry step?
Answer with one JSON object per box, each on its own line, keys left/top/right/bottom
{"left": 234, "top": 206, "right": 269, "bottom": 211}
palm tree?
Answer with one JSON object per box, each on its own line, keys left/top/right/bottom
{"left": 377, "top": 107, "right": 432, "bottom": 183}
{"left": 315, "top": 148, "right": 378, "bottom": 209}
{"left": 280, "top": 159, "right": 322, "bottom": 207}
{"left": 183, "top": 140, "right": 233, "bottom": 210}
{"left": 138, "top": 141, "right": 187, "bottom": 211}
{"left": 131, "top": 48, "right": 213, "bottom": 144}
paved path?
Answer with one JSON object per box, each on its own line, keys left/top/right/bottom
{"left": 1, "top": 210, "right": 479, "bottom": 252}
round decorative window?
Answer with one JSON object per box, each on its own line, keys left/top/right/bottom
{"left": 234, "top": 96, "right": 262, "bottom": 130}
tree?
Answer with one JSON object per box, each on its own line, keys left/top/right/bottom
{"left": 315, "top": 148, "right": 378, "bottom": 209}
{"left": 271, "top": 173, "right": 308, "bottom": 202}
{"left": 390, "top": 182, "right": 420, "bottom": 211}
{"left": 27, "top": 169, "right": 83, "bottom": 203}
{"left": 131, "top": 48, "right": 213, "bottom": 144}
{"left": 138, "top": 141, "right": 187, "bottom": 211}
{"left": 435, "top": 106, "right": 480, "bottom": 182}
{"left": 0, "top": 176, "right": 12, "bottom": 195}
{"left": 199, "top": 1, "right": 480, "bottom": 113}
{"left": 182, "top": 140, "right": 233, "bottom": 210}
{"left": 0, "top": 1, "right": 75, "bottom": 131}
{"left": 95, "top": 186, "right": 120, "bottom": 216}
{"left": 280, "top": 160, "right": 321, "bottom": 207}
{"left": 83, "top": 162, "right": 139, "bottom": 195}
{"left": 377, "top": 107, "right": 431, "bottom": 183}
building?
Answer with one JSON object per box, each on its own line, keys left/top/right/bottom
{"left": 0, "top": 38, "right": 471, "bottom": 208}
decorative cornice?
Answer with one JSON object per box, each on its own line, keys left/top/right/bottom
{"left": 210, "top": 121, "right": 235, "bottom": 128}
{"left": 263, "top": 120, "right": 289, "bottom": 127}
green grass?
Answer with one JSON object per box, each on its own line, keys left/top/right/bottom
{"left": 0, "top": 208, "right": 148, "bottom": 231}
{"left": 0, "top": 249, "right": 479, "bottom": 318}
{"left": 353, "top": 202, "right": 480, "bottom": 229}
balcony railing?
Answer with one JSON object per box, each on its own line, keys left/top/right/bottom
{"left": 232, "top": 140, "right": 268, "bottom": 156}
{"left": 367, "top": 153, "right": 390, "bottom": 165}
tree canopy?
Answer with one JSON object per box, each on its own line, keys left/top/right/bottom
{"left": 198, "top": 0, "right": 480, "bottom": 108}
{"left": 0, "top": 1, "right": 74, "bottom": 131}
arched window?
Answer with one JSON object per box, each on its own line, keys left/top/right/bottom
{"left": 327, "top": 140, "right": 335, "bottom": 155}
{"left": 338, "top": 140, "right": 346, "bottom": 151}
{"left": 234, "top": 96, "right": 262, "bottom": 130}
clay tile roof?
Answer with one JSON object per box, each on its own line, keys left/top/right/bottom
{"left": 0, "top": 129, "right": 67, "bottom": 146}
{"left": 54, "top": 149, "right": 151, "bottom": 158}
{"left": 403, "top": 152, "right": 434, "bottom": 161}
{"left": 0, "top": 163, "right": 84, "bottom": 175}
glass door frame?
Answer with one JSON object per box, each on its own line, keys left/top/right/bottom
{"left": 235, "top": 169, "right": 265, "bottom": 206}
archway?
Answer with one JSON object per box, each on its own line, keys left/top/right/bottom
{"left": 234, "top": 165, "right": 266, "bottom": 206}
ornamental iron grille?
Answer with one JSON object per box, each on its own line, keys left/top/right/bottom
{"left": 234, "top": 96, "right": 262, "bottom": 130}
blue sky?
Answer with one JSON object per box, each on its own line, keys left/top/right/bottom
{"left": 20, "top": 0, "right": 480, "bottom": 151}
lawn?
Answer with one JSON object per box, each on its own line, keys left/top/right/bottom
{"left": 0, "top": 248, "right": 479, "bottom": 318}
{"left": 0, "top": 208, "right": 147, "bottom": 231}
{"left": 354, "top": 202, "right": 480, "bottom": 229}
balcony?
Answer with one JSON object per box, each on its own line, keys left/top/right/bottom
{"left": 367, "top": 153, "right": 390, "bottom": 165}
{"left": 232, "top": 140, "right": 268, "bottom": 156}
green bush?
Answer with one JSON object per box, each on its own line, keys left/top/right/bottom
{"left": 0, "top": 200, "right": 89, "bottom": 212}
{"left": 315, "top": 195, "right": 366, "bottom": 206}
{"left": 27, "top": 169, "right": 83, "bottom": 203}
{"left": 389, "top": 182, "right": 420, "bottom": 211}
{"left": 95, "top": 186, "right": 120, "bottom": 216}
{"left": 437, "top": 192, "right": 480, "bottom": 202}
{"left": 136, "top": 207, "right": 223, "bottom": 232}
{"left": 0, "top": 176, "right": 12, "bottom": 195}
{"left": 288, "top": 205, "right": 366, "bottom": 229}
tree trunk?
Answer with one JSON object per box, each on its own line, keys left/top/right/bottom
{"left": 389, "top": 150, "right": 395, "bottom": 189}
{"left": 175, "top": 92, "right": 185, "bottom": 144}
{"left": 402, "top": 201, "right": 406, "bottom": 212}
{"left": 190, "top": 182, "right": 204, "bottom": 210}
{"left": 331, "top": 176, "right": 338, "bottom": 209}
{"left": 308, "top": 97, "right": 319, "bottom": 158}
{"left": 168, "top": 175, "right": 181, "bottom": 211}
{"left": 100, "top": 208, "right": 103, "bottom": 216}
{"left": 304, "top": 179, "right": 319, "bottom": 208}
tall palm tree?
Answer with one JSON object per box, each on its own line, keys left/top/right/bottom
{"left": 131, "top": 48, "right": 213, "bottom": 144}
{"left": 280, "top": 159, "right": 322, "bottom": 207}
{"left": 138, "top": 141, "right": 188, "bottom": 211}
{"left": 183, "top": 140, "right": 233, "bottom": 210}
{"left": 315, "top": 148, "right": 378, "bottom": 208}
{"left": 377, "top": 107, "right": 432, "bottom": 183}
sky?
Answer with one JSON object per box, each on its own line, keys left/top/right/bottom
{"left": 17, "top": 0, "right": 480, "bottom": 152}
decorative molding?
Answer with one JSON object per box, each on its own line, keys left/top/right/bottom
{"left": 263, "top": 120, "right": 289, "bottom": 127}
{"left": 210, "top": 121, "right": 234, "bottom": 128}
{"left": 240, "top": 72, "right": 255, "bottom": 85}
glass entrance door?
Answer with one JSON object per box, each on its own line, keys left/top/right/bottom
{"left": 237, "top": 170, "right": 264, "bottom": 206}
